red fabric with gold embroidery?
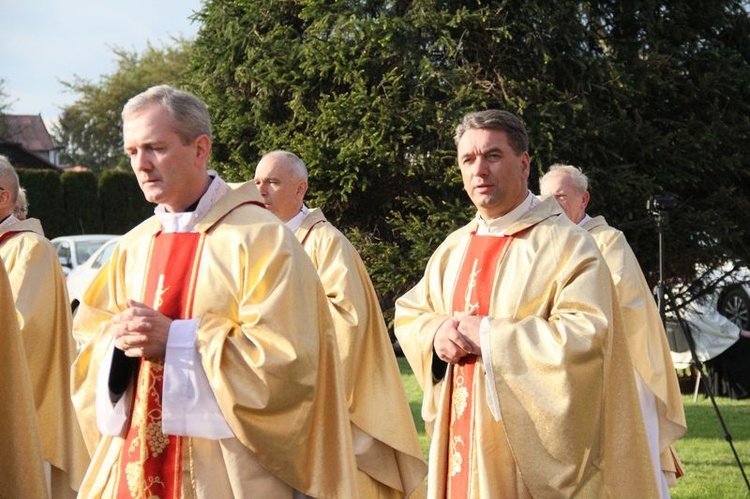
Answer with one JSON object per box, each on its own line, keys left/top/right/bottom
{"left": 446, "top": 234, "right": 509, "bottom": 498}
{"left": 115, "top": 232, "right": 203, "bottom": 498}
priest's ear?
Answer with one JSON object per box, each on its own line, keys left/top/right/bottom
{"left": 581, "top": 190, "right": 591, "bottom": 211}
{"left": 0, "top": 188, "right": 12, "bottom": 209}
{"left": 296, "top": 180, "right": 308, "bottom": 201}
{"left": 194, "top": 134, "right": 212, "bottom": 165}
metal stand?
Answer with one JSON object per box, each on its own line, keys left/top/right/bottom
{"left": 651, "top": 206, "right": 750, "bottom": 491}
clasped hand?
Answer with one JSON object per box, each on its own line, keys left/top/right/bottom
{"left": 111, "top": 299, "right": 172, "bottom": 360}
{"left": 434, "top": 306, "right": 483, "bottom": 364}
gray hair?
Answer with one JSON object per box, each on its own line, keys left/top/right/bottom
{"left": 454, "top": 110, "right": 529, "bottom": 155}
{"left": 122, "top": 85, "right": 211, "bottom": 145}
{"left": 540, "top": 163, "right": 589, "bottom": 193}
{"left": 259, "top": 150, "right": 308, "bottom": 181}
{"left": 14, "top": 186, "right": 28, "bottom": 216}
{"left": 0, "top": 155, "right": 20, "bottom": 203}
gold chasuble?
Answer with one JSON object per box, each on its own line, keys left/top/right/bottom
{"left": 72, "top": 181, "right": 358, "bottom": 498}
{"left": 0, "top": 259, "right": 47, "bottom": 498}
{"left": 395, "top": 197, "right": 659, "bottom": 498}
{"left": 294, "top": 208, "right": 428, "bottom": 498}
{"left": 115, "top": 233, "right": 203, "bottom": 497}
{"left": 583, "top": 216, "right": 686, "bottom": 480}
{"left": 0, "top": 218, "right": 89, "bottom": 496}
{"left": 447, "top": 234, "right": 508, "bottom": 496}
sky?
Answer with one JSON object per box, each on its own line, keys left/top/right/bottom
{"left": 0, "top": 0, "right": 203, "bottom": 128}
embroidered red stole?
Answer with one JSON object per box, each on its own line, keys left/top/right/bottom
{"left": 446, "top": 234, "right": 509, "bottom": 498}
{"left": 115, "top": 232, "right": 204, "bottom": 499}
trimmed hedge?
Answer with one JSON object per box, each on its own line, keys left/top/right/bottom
{"left": 99, "top": 170, "right": 154, "bottom": 235}
{"left": 16, "top": 169, "right": 66, "bottom": 238}
{"left": 62, "top": 170, "right": 102, "bottom": 234}
{"left": 16, "top": 168, "right": 153, "bottom": 238}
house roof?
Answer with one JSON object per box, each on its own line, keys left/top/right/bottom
{"left": 0, "top": 143, "right": 61, "bottom": 171}
{"left": 1, "top": 114, "right": 57, "bottom": 152}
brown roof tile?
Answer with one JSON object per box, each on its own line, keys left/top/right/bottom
{"left": 1, "top": 114, "right": 56, "bottom": 152}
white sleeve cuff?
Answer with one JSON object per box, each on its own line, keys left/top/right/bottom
{"left": 480, "top": 316, "right": 502, "bottom": 421}
{"left": 96, "top": 341, "right": 131, "bottom": 435}
{"left": 162, "top": 318, "right": 233, "bottom": 439}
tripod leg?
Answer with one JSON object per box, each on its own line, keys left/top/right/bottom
{"left": 665, "top": 286, "right": 750, "bottom": 490}
{"left": 692, "top": 366, "right": 701, "bottom": 403}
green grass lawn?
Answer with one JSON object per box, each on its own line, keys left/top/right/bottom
{"left": 672, "top": 394, "right": 750, "bottom": 498}
{"left": 398, "top": 357, "right": 750, "bottom": 498}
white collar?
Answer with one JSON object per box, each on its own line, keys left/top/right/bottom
{"left": 0, "top": 214, "right": 20, "bottom": 230}
{"left": 285, "top": 204, "right": 309, "bottom": 233}
{"left": 155, "top": 170, "right": 228, "bottom": 233}
{"left": 476, "top": 191, "right": 539, "bottom": 235}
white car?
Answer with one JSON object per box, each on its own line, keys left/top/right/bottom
{"left": 696, "top": 262, "right": 750, "bottom": 330}
{"left": 716, "top": 272, "right": 750, "bottom": 330}
{"left": 51, "top": 234, "right": 119, "bottom": 276}
{"left": 67, "top": 236, "right": 120, "bottom": 312}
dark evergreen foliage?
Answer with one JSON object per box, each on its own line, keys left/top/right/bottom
{"left": 188, "top": 0, "right": 750, "bottom": 321}
{"left": 62, "top": 170, "right": 103, "bottom": 234}
{"left": 15, "top": 169, "right": 151, "bottom": 239}
{"left": 99, "top": 170, "right": 154, "bottom": 235}
{"left": 16, "top": 169, "right": 67, "bottom": 238}
{"left": 37, "top": 2, "right": 750, "bottom": 321}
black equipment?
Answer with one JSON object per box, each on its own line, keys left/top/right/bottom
{"left": 649, "top": 195, "right": 750, "bottom": 491}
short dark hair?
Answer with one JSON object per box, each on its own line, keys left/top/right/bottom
{"left": 454, "top": 110, "right": 529, "bottom": 155}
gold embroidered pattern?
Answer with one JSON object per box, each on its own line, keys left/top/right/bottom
{"left": 154, "top": 274, "right": 171, "bottom": 310}
{"left": 446, "top": 235, "right": 510, "bottom": 497}
{"left": 464, "top": 259, "right": 481, "bottom": 312}
{"left": 123, "top": 360, "right": 175, "bottom": 497}
{"left": 147, "top": 421, "right": 170, "bottom": 457}
{"left": 450, "top": 436, "right": 465, "bottom": 476}
{"left": 115, "top": 233, "right": 200, "bottom": 498}
{"left": 453, "top": 371, "right": 469, "bottom": 419}
{"left": 125, "top": 461, "right": 144, "bottom": 495}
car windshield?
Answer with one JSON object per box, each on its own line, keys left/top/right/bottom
{"left": 92, "top": 241, "right": 117, "bottom": 269}
{"left": 76, "top": 240, "right": 109, "bottom": 264}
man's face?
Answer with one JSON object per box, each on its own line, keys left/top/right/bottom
{"left": 0, "top": 180, "right": 15, "bottom": 219}
{"left": 457, "top": 128, "right": 530, "bottom": 219}
{"left": 13, "top": 201, "right": 26, "bottom": 220}
{"left": 254, "top": 156, "right": 306, "bottom": 222}
{"left": 123, "top": 104, "right": 208, "bottom": 212}
{"left": 540, "top": 172, "right": 589, "bottom": 224}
